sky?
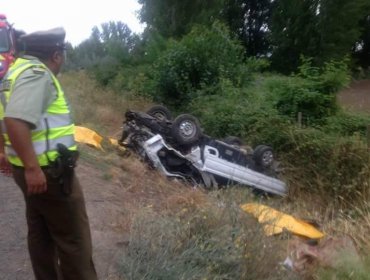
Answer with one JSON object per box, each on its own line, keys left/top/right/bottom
{"left": 2, "top": 0, "right": 145, "bottom": 46}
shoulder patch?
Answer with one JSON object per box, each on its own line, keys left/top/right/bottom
{"left": 32, "top": 67, "right": 46, "bottom": 74}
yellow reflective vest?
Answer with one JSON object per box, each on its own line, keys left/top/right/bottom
{"left": 0, "top": 58, "right": 77, "bottom": 166}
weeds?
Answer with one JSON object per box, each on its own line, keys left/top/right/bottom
{"left": 118, "top": 188, "right": 298, "bottom": 280}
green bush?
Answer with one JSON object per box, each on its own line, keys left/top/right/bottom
{"left": 324, "top": 111, "right": 370, "bottom": 136}
{"left": 87, "top": 55, "right": 121, "bottom": 86}
{"left": 148, "top": 22, "right": 245, "bottom": 109}
{"left": 266, "top": 76, "right": 336, "bottom": 125}
{"left": 266, "top": 58, "right": 351, "bottom": 125}
{"left": 189, "top": 78, "right": 291, "bottom": 149}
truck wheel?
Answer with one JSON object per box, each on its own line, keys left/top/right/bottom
{"left": 253, "top": 145, "right": 274, "bottom": 168}
{"left": 171, "top": 114, "right": 202, "bottom": 145}
{"left": 146, "top": 105, "right": 172, "bottom": 121}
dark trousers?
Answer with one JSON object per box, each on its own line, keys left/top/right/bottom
{"left": 12, "top": 166, "right": 98, "bottom": 280}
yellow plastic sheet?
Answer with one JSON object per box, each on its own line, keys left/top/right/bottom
{"left": 74, "top": 126, "right": 103, "bottom": 150}
{"left": 108, "top": 137, "right": 119, "bottom": 146}
{"left": 241, "top": 203, "right": 324, "bottom": 239}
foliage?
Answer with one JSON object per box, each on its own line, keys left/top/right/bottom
{"left": 138, "top": 0, "right": 224, "bottom": 38}
{"left": 324, "top": 111, "right": 370, "bottom": 136}
{"left": 317, "top": 0, "right": 369, "bottom": 63}
{"left": 189, "top": 78, "right": 290, "bottom": 148}
{"left": 270, "top": 0, "right": 367, "bottom": 73}
{"left": 266, "top": 58, "right": 350, "bottom": 125}
{"left": 148, "top": 22, "right": 245, "bottom": 109}
{"left": 353, "top": 12, "right": 370, "bottom": 69}
{"left": 67, "top": 21, "right": 142, "bottom": 85}
{"left": 86, "top": 56, "right": 121, "bottom": 86}
{"left": 221, "top": 0, "right": 272, "bottom": 57}
{"left": 269, "top": 0, "right": 320, "bottom": 73}
{"left": 280, "top": 128, "right": 370, "bottom": 203}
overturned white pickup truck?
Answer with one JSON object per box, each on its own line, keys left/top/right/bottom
{"left": 119, "top": 105, "right": 287, "bottom": 196}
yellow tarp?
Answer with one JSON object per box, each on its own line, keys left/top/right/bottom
{"left": 241, "top": 203, "right": 324, "bottom": 239}
{"left": 74, "top": 126, "right": 103, "bottom": 150}
{"left": 108, "top": 137, "right": 119, "bottom": 146}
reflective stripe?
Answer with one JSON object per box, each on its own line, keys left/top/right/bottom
{"left": 5, "top": 135, "right": 75, "bottom": 156}
{"left": 3, "top": 61, "right": 38, "bottom": 81}
{"left": 8, "top": 144, "right": 78, "bottom": 167}
{"left": 33, "top": 114, "right": 72, "bottom": 132}
{"left": 0, "top": 115, "right": 72, "bottom": 135}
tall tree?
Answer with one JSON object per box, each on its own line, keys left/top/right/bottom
{"left": 99, "top": 21, "right": 135, "bottom": 63}
{"left": 222, "top": 0, "right": 272, "bottom": 57}
{"left": 138, "top": 0, "right": 223, "bottom": 38}
{"left": 317, "top": 0, "right": 368, "bottom": 62}
{"left": 269, "top": 0, "right": 320, "bottom": 73}
{"left": 353, "top": 12, "right": 370, "bottom": 69}
{"left": 270, "top": 0, "right": 368, "bottom": 73}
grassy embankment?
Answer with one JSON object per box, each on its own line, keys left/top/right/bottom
{"left": 61, "top": 71, "right": 370, "bottom": 280}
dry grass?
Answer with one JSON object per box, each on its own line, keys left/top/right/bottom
{"left": 60, "top": 71, "right": 150, "bottom": 135}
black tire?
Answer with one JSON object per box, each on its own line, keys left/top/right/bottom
{"left": 253, "top": 145, "right": 274, "bottom": 168}
{"left": 223, "top": 136, "right": 244, "bottom": 147}
{"left": 171, "top": 114, "right": 202, "bottom": 145}
{"left": 146, "top": 105, "right": 172, "bottom": 121}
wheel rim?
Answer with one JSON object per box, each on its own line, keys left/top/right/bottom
{"left": 179, "top": 120, "right": 196, "bottom": 138}
{"left": 261, "top": 150, "right": 274, "bottom": 166}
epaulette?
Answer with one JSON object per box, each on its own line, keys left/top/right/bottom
{"left": 32, "top": 66, "right": 46, "bottom": 74}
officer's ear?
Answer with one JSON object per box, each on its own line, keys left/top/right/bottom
{"left": 47, "top": 50, "right": 65, "bottom": 74}
{"left": 51, "top": 50, "right": 64, "bottom": 64}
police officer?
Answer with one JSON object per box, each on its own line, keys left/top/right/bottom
{"left": 0, "top": 27, "right": 98, "bottom": 280}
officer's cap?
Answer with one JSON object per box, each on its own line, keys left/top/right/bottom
{"left": 20, "top": 27, "right": 66, "bottom": 52}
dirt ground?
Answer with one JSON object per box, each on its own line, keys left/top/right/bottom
{"left": 337, "top": 79, "right": 370, "bottom": 113}
{"left": 0, "top": 162, "right": 129, "bottom": 280}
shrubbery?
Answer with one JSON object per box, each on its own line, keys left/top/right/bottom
{"left": 266, "top": 58, "right": 350, "bottom": 125}
{"left": 146, "top": 22, "right": 245, "bottom": 109}
{"left": 324, "top": 111, "right": 370, "bottom": 136}
{"left": 189, "top": 78, "right": 291, "bottom": 148}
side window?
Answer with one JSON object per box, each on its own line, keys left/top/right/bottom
{"left": 0, "top": 28, "right": 10, "bottom": 53}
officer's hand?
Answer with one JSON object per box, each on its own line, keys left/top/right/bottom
{"left": 25, "top": 166, "right": 47, "bottom": 195}
{"left": 0, "top": 153, "right": 12, "bottom": 176}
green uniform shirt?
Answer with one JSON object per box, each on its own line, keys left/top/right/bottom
{"left": 4, "top": 55, "right": 57, "bottom": 128}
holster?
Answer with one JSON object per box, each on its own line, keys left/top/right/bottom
{"left": 47, "top": 144, "right": 79, "bottom": 195}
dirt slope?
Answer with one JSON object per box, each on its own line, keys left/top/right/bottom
{"left": 337, "top": 79, "right": 370, "bottom": 113}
